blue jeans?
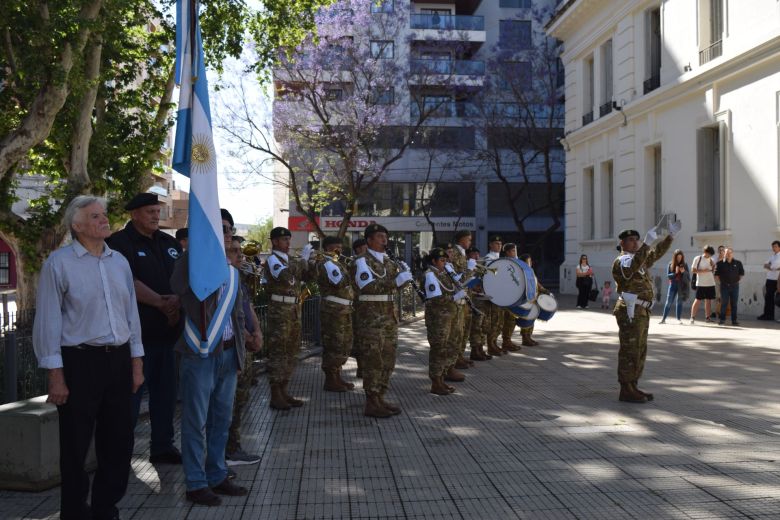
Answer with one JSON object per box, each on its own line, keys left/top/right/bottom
{"left": 131, "top": 342, "right": 177, "bottom": 456}
{"left": 661, "top": 283, "right": 683, "bottom": 321}
{"left": 179, "top": 348, "right": 238, "bottom": 491}
{"left": 719, "top": 284, "right": 739, "bottom": 323}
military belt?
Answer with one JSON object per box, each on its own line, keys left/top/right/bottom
{"left": 619, "top": 295, "right": 654, "bottom": 310}
{"left": 358, "top": 294, "right": 394, "bottom": 302}
{"left": 324, "top": 295, "right": 352, "bottom": 306}
{"left": 271, "top": 294, "right": 299, "bottom": 304}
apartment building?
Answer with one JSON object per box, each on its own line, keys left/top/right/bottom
{"left": 547, "top": 0, "right": 780, "bottom": 312}
{"left": 273, "top": 0, "right": 565, "bottom": 283}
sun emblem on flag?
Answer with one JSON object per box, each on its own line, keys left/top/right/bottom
{"left": 190, "top": 133, "right": 216, "bottom": 174}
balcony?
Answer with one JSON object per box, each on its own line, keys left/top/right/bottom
{"left": 699, "top": 40, "right": 722, "bottom": 65}
{"left": 643, "top": 74, "right": 660, "bottom": 95}
{"left": 409, "top": 59, "right": 485, "bottom": 87}
{"left": 412, "top": 0, "right": 483, "bottom": 14}
{"left": 582, "top": 111, "right": 593, "bottom": 126}
{"left": 599, "top": 102, "right": 612, "bottom": 117}
{"left": 492, "top": 103, "right": 564, "bottom": 128}
{"left": 409, "top": 14, "right": 486, "bottom": 46}
{"left": 410, "top": 100, "right": 479, "bottom": 120}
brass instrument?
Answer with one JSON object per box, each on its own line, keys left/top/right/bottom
{"left": 386, "top": 251, "right": 426, "bottom": 303}
{"left": 473, "top": 263, "right": 498, "bottom": 276}
{"left": 443, "top": 265, "right": 484, "bottom": 316}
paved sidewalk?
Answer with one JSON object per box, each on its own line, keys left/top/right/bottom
{"left": 4, "top": 299, "right": 780, "bottom": 519}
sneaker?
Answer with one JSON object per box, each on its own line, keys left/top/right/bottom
{"left": 689, "top": 318, "right": 695, "bottom": 325}
{"left": 186, "top": 487, "right": 222, "bottom": 506}
{"left": 659, "top": 320, "right": 666, "bottom": 324}
{"left": 226, "top": 449, "right": 261, "bottom": 466}
{"left": 676, "top": 320, "right": 683, "bottom": 325}
{"left": 732, "top": 321, "right": 740, "bottom": 326}
{"left": 706, "top": 318, "right": 713, "bottom": 323}
{"left": 718, "top": 320, "right": 725, "bottom": 325}
{"left": 576, "top": 305, "right": 583, "bottom": 309}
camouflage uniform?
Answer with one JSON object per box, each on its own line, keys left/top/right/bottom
{"left": 612, "top": 235, "right": 673, "bottom": 384}
{"left": 315, "top": 254, "right": 354, "bottom": 371}
{"left": 349, "top": 251, "right": 401, "bottom": 397}
{"left": 424, "top": 267, "right": 459, "bottom": 378}
{"left": 469, "top": 295, "right": 490, "bottom": 349}
{"left": 501, "top": 308, "right": 516, "bottom": 342}
{"left": 449, "top": 245, "right": 474, "bottom": 364}
{"left": 263, "top": 252, "right": 308, "bottom": 385}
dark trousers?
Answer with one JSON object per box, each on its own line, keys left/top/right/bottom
{"left": 763, "top": 279, "right": 778, "bottom": 319}
{"left": 131, "top": 341, "right": 177, "bottom": 456}
{"left": 719, "top": 284, "right": 739, "bottom": 323}
{"left": 58, "top": 345, "right": 134, "bottom": 520}
{"left": 576, "top": 277, "right": 592, "bottom": 307}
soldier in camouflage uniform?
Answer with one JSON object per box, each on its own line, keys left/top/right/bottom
{"left": 263, "top": 227, "right": 313, "bottom": 410}
{"left": 423, "top": 248, "right": 460, "bottom": 395}
{"left": 500, "top": 243, "right": 522, "bottom": 352}
{"left": 450, "top": 230, "right": 478, "bottom": 370}
{"left": 350, "top": 224, "right": 412, "bottom": 418}
{"left": 517, "top": 253, "right": 551, "bottom": 347}
{"left": 315, "top": 236, "right": 355, "bottom": 392}
{"left": 466, "top": 246, "right": 492, "bottom": 361}
{"left": 482, "top": 236, "right": 504, "bottom": 357}
{"left": 612, "top": 224, "right": 678, "bottom": 403}
{"left": 351, "top": 239, "right": 368, "bottom": 379}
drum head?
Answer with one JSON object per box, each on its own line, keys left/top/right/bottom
{"left": 537, "top": 294, "right": 557, "bottom": 312}
{"left": 482, "top": 258, "right": 527, "bottom": 307}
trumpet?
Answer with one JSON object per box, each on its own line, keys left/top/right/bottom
{"left": 473, "top": 263, "right": 498, "bottom": 276}
{"left": 312, "top": 249, "right": 353, "bottom": 265}
{"left": 444, "top": 265, "right": 484, "bottom": 316}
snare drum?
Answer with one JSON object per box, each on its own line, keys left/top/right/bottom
{"left": 516, "top": 303, "right": 539, "bottom": 328}
{"left": 483, "top": 257, "right": 537, "bottom": 307}
{"left": 536, "top": 294, "right": 558, "bottom": 321}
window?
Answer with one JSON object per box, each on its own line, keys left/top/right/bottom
{"left": 355, "top": 183, "right": 405, "bottom": 216}
{"left": 600, "top": 39, "right": 613, "bottom": 116}
{"left": 697, "top": 125, "right": 725, "bottom": 231}
{"left": 582, "top": 56, "right": 594, "bottom": 125}
{"left": 325, "top": 88, "right": 343, "bottom": 101}
{"left": 370, "top": 0, "right": 393, "bottom": 13}
{"left": 370, "top": 40, "right": 394, "bottom": 59}
{"left": 414, "top": 183, "right": 476, "bottom": 217}
{"left": 583, "top": 167, "right": 595, "bottom": 240}
{"left": 644, "top": 7, "right": 661, "bottom": 93}
{"left": 0, "top": 253, "right": 9, "bottom": 285}
{"left": 555, "top": 58, "right": 565, "bottom": 88}
{"left": 410, "top": 127, "right": 475, "bottom": 149}
{"left": 487, "top": 183, "right": 564, "bottom": 218}
{"left": 601, "top": 161, "right": 614, "bottom": 238}
{"left": 698, "top": 0, "right": 723, "bottom": 64}
{"left": 371, "top": 87, "right": 394, "bottom": 105}
{"left": 499, "top": 20, "right": 532, "bottom": 49}
{"left": 500, "top": 0, "right": 531, "bottom": 7}
{"left": 650, "top": 145, "right": 662, "bottom": 226}
{"left": 498, "top": 61, "right": 531, "bottom": 90}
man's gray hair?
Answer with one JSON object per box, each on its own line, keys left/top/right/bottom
{"left": 64, "top": 195, "right": 107, "bottom": 238}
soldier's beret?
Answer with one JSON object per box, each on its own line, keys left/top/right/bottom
{"left": 364, "top": 223, "right": 388, "bottom": 239}
{"left": 618, "top": 229, "right": 640, "bottom": 240}
{"left": 322, "top": 236, "right": 341, "bottom": 248}
{"left": 454, "top": 230, "right": 471, "bottom": 241}
{"left": 352, "top": 238, "right": 367, "bottom": 252}
{"left": 124, "top": 192, "right": 161, "bottom": 210}
{"left": 440, "top": 242, "right": 453, "bottom": 250}
{"left": 466, "top": 246, "right": 480, "bottom": 255}
{"left": 221, "top": 208, "right": 234, "bottom": 227}
{"left": 428, "top": 247, "right": 447, "bottom": 262}
{"left": 488, "top": 235, "right": 502, "bottom": 243}
{"left": 270, "top": 226, "right": 291, "bottom": 239}
{"left": 502, "top": 243, "right": 517, "bottom": 253}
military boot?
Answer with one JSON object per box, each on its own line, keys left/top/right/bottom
{"left": 281, "top": 380, "right": 304, "bottom": 407}
{"left": 470, "top": 346, "right": 487, "bottom": 361}
{"left": 444, "top": 367, "right": 466, "bottom": 382}
{"left": 455, "top": 355, "right": 471, "bottom": 369}
{"left": 430, "top": 376, "right": 451, "bottom": 395}
{"left": 323, "top": 369, "right": 347, "bottom": 392}
{"left": 379, "top": 395, "right": 401, "bottom": 415}
{"left": 269, "top": 384, "right": 291, "bottom": 410}
{"left": 632, "top": 381, "right": 654, "bottom": 401}
{"left": 337, "top": 369, "right": 355, "bottom": 390}
{"left": 487, "top": 340, "right": 503, "bottom": 357}
{"left": 619, "top": 383, "right": 648, "bottom": 403}
{"left": 364, "top": 393, "right": 393, "bottom": 418}
{"left": 521, "top": 331, "right": 539, "bottom": 347}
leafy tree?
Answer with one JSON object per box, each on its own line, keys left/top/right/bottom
{"left": 246, "top": 215, "right": 273, "bottom": 251}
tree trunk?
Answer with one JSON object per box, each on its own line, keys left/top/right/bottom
{"left": 67, "top": 36, "right": 103, "bottom": 189}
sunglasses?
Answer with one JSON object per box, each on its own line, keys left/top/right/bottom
{"left": 222, "top": 224, "right": 236, "bottom": 234}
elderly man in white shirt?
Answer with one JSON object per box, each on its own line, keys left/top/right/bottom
{"left": 33, "top": 195, "right": 144, "bottom": 520}
{"left": 758, "top": 240, "right": 780, "bottom": 321}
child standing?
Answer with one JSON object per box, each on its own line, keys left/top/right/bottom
{"left": 601, "top": 280, "right": 613, "bottom": 309}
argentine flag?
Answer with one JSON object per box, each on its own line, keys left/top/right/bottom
{"left": 174, "top": 0, "right": 237, "bottom": 356}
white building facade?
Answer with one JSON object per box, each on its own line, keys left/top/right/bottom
{"left": 547, "top": 0, "right": 780, "bottom": 314}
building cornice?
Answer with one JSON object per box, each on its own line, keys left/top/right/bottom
{"left": 565, "top": 33, "right": 780, "bottom": 146}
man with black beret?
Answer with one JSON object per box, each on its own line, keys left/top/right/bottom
{"left": 349, "top": 223, "right": 412, "bottom": 417}
{"left": 107, "top": 192, "right": 183, "bottom": 464}
{"left": 446, "top": 230, "right": 477, "bottom": 374}
{"left": 482, "top": 235, "right": 504, "bottom": 357}
{"left": 423, "top": 247, "right": 459, "bottom": 395}
{"left": 612, "top": 220, "right": 680, "bottom": 403}
{"left": 263, "top": 226, "right": 313, "bottom": 410}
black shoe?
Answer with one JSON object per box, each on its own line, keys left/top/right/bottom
{"left": 227, "top": 468, "right": 237, "bottom": 480}
{"left": 186, "top": 487, "right": 222, "bottom": 506}
{"left": 757, "top": 315, "right": 771, "bottom": 321}
{"left": 718, "top": 320, "right": 725, "bottom": 325}
{"left": 149, "top": 447, "right": 182, "bottom": 464}
{"left": 212, "top": 478, "right": 248, "bottom": 496}
{"left": 732, "top": 321, "right": 740, "bottom": 326}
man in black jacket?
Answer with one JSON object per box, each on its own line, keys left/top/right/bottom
{"left": 715, "top": 247, "right": 745, "bottom": 326}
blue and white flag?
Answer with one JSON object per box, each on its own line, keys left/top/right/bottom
{"left": 173, "top": 0, "right": 234, "bottom": 355}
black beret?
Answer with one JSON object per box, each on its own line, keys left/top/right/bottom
{"left": 270, "top": 226, "right": 291, "bottom": 239}
{"left": 502, "top": 243, "right": 517, "bottom": 252}
{"left": 364, "top": 223, "right": 388, "bottom": 239}
{"left": 322, "top": 236, "right": 341, "bottom": 248}
{"left": 220, "top": 208, "right": 234, "bottom": 227}
{"left": 428, "top": 247, "right": 447, "bottom": 262}
{"left": 124, "top": 192, "right": 160, "bottom": 210}
{"left": 175, "top": 228, "right": 188, "bottom": 240}
{"left": 352, "top": 238, "right": 367, "bottom": 252}
{"left": 488, "top": 235, "right": 502, "bottom": 243}
{"left": 440, "top": 242, "right": 453, "bottom": 250}
{"left": 454, "top": 230, "right": 471, "bottom": 241}
{"left": 618, "top": 229, "right": 640, "bottom": 240}
{"left": 466, "top": 246, "right": 480, "bottom": 255}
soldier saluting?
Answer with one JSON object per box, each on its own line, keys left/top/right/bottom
{"left": 612, "top": 218, "right": 681, "bottom": 403}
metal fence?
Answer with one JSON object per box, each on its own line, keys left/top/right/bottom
{"left": 0, "top": 291, "right": 420, "bottom": 405}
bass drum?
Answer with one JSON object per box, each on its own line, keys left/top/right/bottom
{"left": 483, "top": 257, "right": 537, "bottom": 307}
{"left": 536, "top": 293, "right": 558, "bottom": 321}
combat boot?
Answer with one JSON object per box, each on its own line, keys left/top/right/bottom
{"left": 470, "top": 346, "right": 487, "bottom": 361}
{"left": 430, "top": 376, "right": 451, "bottom": 395}
{"left": 323, "top": 369, "right": 347, "bottom": 392}
{"left": 632, "top": 381, "right": 654, "bottom": 401}
{"left": 337, "top": 369, "right": 355, "bottom": 390}
{"left": 281, "top": 380, "right": 304, "bottom": 407}
{"left": 379, "top": 395, "right": 401, "bottom": 415}
{"left": 455, "top": 355, "right": 471, "bottom": 369}
{"left": 269, "top": 384, "right": 291, "bottom": 410}
{"left": 487, "top": 341, "right": 503, "bottom": 357}
{"left": 521, "top": 331, "right": 539, "bottom": 347}
{"left": 364, "top": 393, "right": 393, "bottom": 418}
{"left": 444, "top": 367, "right": 466, "bottom": 382}
{"left": 619, "top": 383, "right": 647, "bottom": 403}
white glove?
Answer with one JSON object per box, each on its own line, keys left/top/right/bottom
{"left": 668, "top": 220, "right": 682, "bottom": 237}
{"left": 395, "top": 271, "right": 412, "bottom": 287}
{"left": 466, "top": 258, "right": 477, "bottom": 270}
{"left": 398, "top": 260, "right": 410, "bottom": 272}
{"left": 301, "top": 244, "right": 313, "bottom": 261}
{"left": 445, "top": 263, "right": 456, "bottom": 275}
{"left": 453, "top": 289, "right": 466, "bottom": 301}
{"left": 643, "top": 227, "right": 658, "bottom": 244}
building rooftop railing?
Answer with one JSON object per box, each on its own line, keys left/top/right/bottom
{"left": 410, "top": 58, "right": 485, "bottom": 76}
{"left": 410, "top": 14, "right": 485, "bottom": 31}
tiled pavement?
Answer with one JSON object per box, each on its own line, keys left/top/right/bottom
{"left": 4, "top": 298, "right": 780, "bottom": 519}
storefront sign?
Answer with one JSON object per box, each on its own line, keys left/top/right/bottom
{"left": 288, "top": 215, "right": 476, "bottom": 233}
